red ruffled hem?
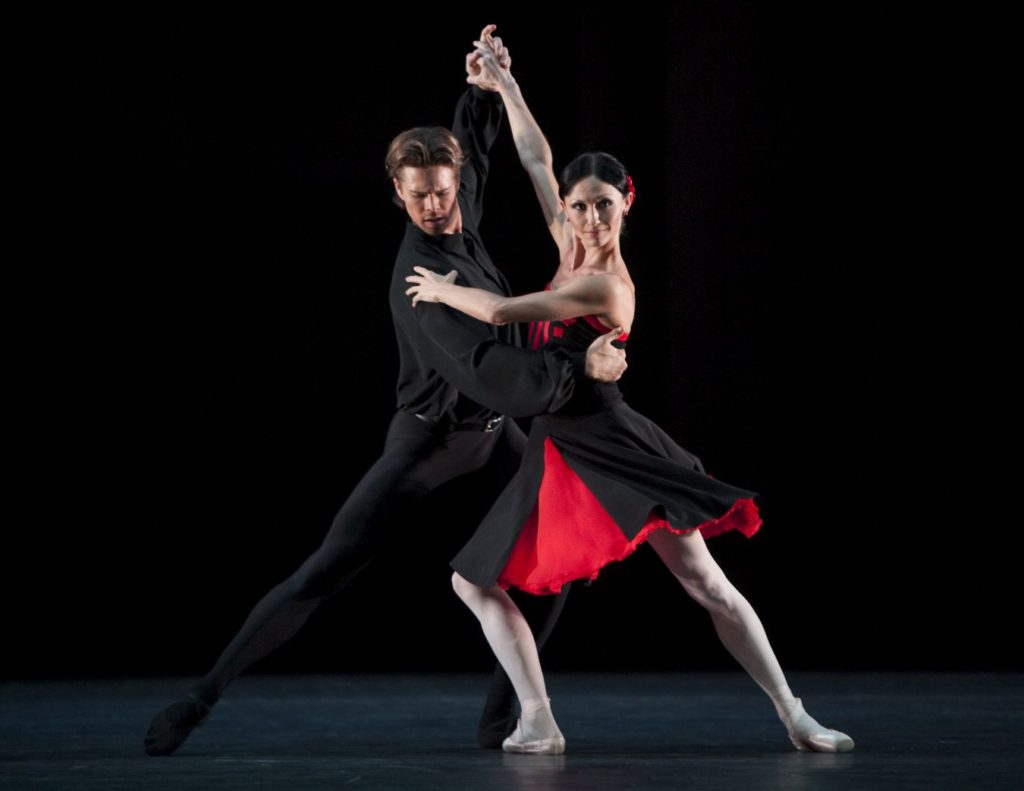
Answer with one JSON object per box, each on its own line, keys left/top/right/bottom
{"left": 497, "top": 438, "right": 761, "bottom": 596}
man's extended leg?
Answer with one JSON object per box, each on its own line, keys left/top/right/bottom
{"left": 144, "top": 411, "right": 501, "bottom": 755}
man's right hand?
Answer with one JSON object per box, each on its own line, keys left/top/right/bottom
{"left": 584, "top": 330, "right": 627, "bottom": 382}
{"left": 466, "top": 24, "right": 512, "bottom": 92}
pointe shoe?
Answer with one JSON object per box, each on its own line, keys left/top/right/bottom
{"left": 143, "top": 695, "right": 211, "bottom": 756}
{"left": 501, "top": 698, "right": 565, "bottom": 755}
{"left": 780, "top": 697, "right": 854, "bottom": 753}
{"left": 502, "top": 720, "right": 566, "bottom": 755}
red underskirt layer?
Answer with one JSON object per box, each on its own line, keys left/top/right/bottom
{"left": 498, "top": 438, "right": 762, "bottom": 596}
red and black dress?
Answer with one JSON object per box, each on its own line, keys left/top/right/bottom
{"left": 451, "top": 308, "right": 762, "bottom": 596}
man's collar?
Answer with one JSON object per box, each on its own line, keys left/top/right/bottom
{"left": 406, "top": 221, "right": 465, "bottom": 253}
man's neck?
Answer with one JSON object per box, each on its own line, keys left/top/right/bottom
{"left": 447, "top": 202, "right": 463, "bottom": 235}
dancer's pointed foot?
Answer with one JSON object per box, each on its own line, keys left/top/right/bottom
{"left": 778, "top": 697, "right": 854, "bottom": 752}
{"left": 143, "top": 696, "right": 211, "bottom": 756}
{"left": 501, "top": 697, "right": 565, "bottom": 755}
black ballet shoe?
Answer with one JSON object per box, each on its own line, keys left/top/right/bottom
{"left": 143, "top": 695, "right": 211, "bottom": 756}
{"left": 477, "top": 709, "right": 518, "bottom": 749}
{"left": 477, "top": 669, "right": 518, "bottom": 749}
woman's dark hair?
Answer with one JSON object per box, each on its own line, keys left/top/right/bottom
{"left": 558, "top": 152, "right": 630, "bottom": 198}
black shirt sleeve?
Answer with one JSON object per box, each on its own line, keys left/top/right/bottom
{"left": 453, "top": 86, "right": 504, "bottom": 224}
{"left": 411, "top": 298, "right": 579, "bottom": 418}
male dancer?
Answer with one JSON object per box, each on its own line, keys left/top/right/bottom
{"left": 144, "top": 29, "right": 626, "bottom": 756}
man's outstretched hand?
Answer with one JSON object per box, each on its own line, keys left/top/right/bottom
{"left": 466, "top": 24, "right": 511, "bottom": 91}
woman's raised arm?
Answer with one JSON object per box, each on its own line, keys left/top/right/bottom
{"left": 469, "top": 26, "right": 571, "bottom": 256}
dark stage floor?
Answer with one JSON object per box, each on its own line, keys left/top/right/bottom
{"left": 2, "top": 673, "right": 1021, "bottom": 790}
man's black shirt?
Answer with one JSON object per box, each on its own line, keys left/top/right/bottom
{"left": 389, "top": 86, "right": 582, "bottom": 422}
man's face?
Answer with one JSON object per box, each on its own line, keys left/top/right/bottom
{"left": 393, "top": 165, "right": 461, "bottom": 236}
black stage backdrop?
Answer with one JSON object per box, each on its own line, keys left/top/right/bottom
{"left": 9, "top": 5, "right": 1018, "bottom": 678}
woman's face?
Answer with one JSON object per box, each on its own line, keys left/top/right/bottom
{"left": 562, "top": 176, "right": 633, "bottom": 249}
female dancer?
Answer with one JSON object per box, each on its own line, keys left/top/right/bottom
{"left": 407, "top": 27, "right": 853, "bottom": 756}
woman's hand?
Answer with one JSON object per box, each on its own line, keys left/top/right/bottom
{"left": 466, "top": 24, "right": 512, "bottom": 91}
{"left": 406, "top": 266, "right": 459, "bottom": 307}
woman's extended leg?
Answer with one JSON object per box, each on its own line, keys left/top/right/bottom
{"left": 645, "top": 529, "right": 854, "bottom": 752}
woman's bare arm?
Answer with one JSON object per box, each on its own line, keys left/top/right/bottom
{"left": 470, "top": 28, "right": 571, "bottom": 256}
{"left": 407, "top": 267, "right": 631, "bottom": 329}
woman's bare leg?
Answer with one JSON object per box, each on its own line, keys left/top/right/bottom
{"left": 646, "top": 529, "right": 854, "bottom": 752}
{"left": 452, "top": 572, "right": 565, "bottom": 753}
